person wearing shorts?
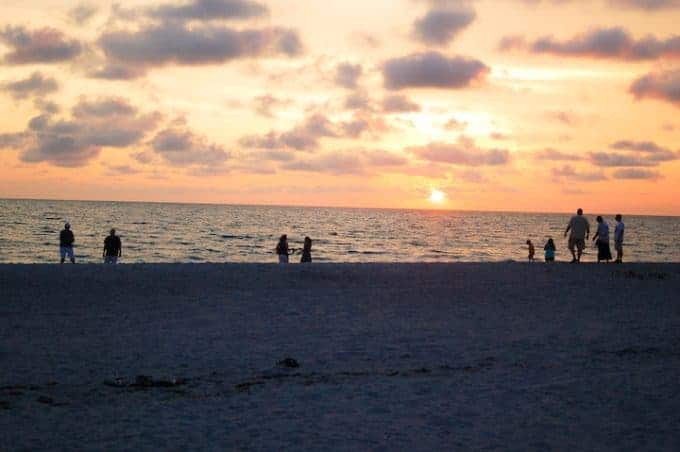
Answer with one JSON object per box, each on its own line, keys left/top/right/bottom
{"left": 564, "top": 208, "right": 590, "bottom": 263}
{"left": 59, "top": 222, "right": 76, "bottom": 264}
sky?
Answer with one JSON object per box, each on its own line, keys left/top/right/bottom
{"left": 0, "top": 0, "right": 679, "bottom": 215}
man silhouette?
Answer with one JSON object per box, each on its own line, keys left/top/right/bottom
{"left": 59, "top": 222, "right": 75, "bottom": 264}
{"left": 564, "top": 208, "right": 590, "bottom": 263}
{"left": 103, "top": 228, "right": 122, "bottom": 264}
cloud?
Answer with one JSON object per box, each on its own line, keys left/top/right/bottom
{"left": 334, "top": 62, "right": 363, "bottom": 89}
{"left": 69, "top": 3, "right": 98, "bottom": 25}
{"left": 612, "top": 168, "right": 662, "bottom": 179}
{"left": 610, "top": 0, "right": 680, "bottom": 10}
{"left": 546, "top": 111, "right": 577, "bottom": 125}
{"left": 610, "top": 140, "right": 674, "bottom": 154}
{"left": 443, "top": 117, "right": 466, "bottom": 130}
{"left": 0, "top": 132, "right": 27, "bottom": 149}
{"left": 239, "top": 113, "right": 338, "bottom": 151}
{"left": 551, "top": 164, "right": 607, "bottom": 181}
{"left": 589, "top": 152, "right": 658, "bottom": 167}
{"left": 383, "top": 52, "right": 488, "bottom": 90}
{"left": 409, "top": 136, "right": 510, "bottom": 166}
{"left": 151, "top": 127, "right": 230, "bottom": 166}
{"left": 34, "top": 98, "right": 60, "bottom": 114}
{"left": 89, "top": 64, "right": 146, "bottom": 80}
{"left": 72, "top": 97, "right": 138, "bottom": 117}
{"left": 107, "top": 164, "right": 141, "bottom": 175}
{"left": 150, "top": 0, "right": 269, "bottom": 21}
{"left": 534, "top": 148, "right": 581, "bottom": 161}
{"left": 9, "top": 97, "right": 160, "bottom": 167}
{"left": 382, "top": 94, "right": 421, "bottom": 113}
{"left": 413, "top": 8, "right": 476, "bottom": 45}
{"left": 253, "top": 94, "right": 291, "bottom": 117}
{"left": 98, "top": 22, "right": 303, "bottom": 75}
{"left": 2, "top": 72, "right": 58, "bottom": 100}
{"left": 279, "top": 149, "right": 407, "bottom": 175}
{"left": 511, "top": 27, "right": 680, "bottom": 60}
{"left": 629, "top": 69, "right": 680, "bottom": 107}
{"left": 0, "top": 26, "right": 82, "bottom": 64}
{"left": 344, "top": 91, "right": 372, "bottom": 111}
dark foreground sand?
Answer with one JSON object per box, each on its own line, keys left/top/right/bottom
{"left": 1, "top": 263, "right": 679, "bottom": 451}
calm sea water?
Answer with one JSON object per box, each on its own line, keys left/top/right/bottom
{"left": 0, "top": 199, "right": 678, "bottom": 264}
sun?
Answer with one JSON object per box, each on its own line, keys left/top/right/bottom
{"left": 429, "top": 189, "right": 446, "bottom": 204}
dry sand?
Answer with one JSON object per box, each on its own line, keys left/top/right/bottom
{"left": 1, "top": 263, "right": 679, "bottom": 450}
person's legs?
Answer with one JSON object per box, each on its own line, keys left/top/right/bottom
{"left": 576, "top": 239, "right": 585, "bottom": 262}
{"left": 67, "top": 247, "right": 75, "bottom": 264}
{"left": 60, "top": 246, "right": 66, "bottom": 264}
{"left": 278, "top": 254, "right": 288, "bottom": 264}
{"left": 615, "top": 242, "right": 623, "bottom": 263}
{"left": 568, "top": 238, "right": 577, "bottom": 262}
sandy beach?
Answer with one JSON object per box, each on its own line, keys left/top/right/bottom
{"left": 1, "top": 263, "right": 679, "bottom": 450}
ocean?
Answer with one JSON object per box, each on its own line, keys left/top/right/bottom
{"left": 0, "top": 198, "right": 678, "bottom": 264}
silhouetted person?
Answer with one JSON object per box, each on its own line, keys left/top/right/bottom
{"left": 614, "top": 214, "right": 625, "bottom": 263}
{"left": 526, "top": 240, "right": 535, "bottom": 262}
{"left": 544, "top": 238, "right": 556, "bottom": 263}
{"left": 301, "top": 236, "right": 312, "bottom": 263}
{"left": 103, "top": 228, "right": 122, "bottom": 264}
{"left": 59, "top": 222, "right": 75, "bottom": 264}
{"left": 276, "top": 234, "right": 291, "bottom": 264}
{"left": 564, "top": 208, "right": 590, "bottom": 263}
{"left": 592, "top": 216, "right": 612, "bottom": 263}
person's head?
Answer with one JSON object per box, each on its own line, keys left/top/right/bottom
{"left": 304, "top": 236, "right": 312, "bottom": 248}
{"left": 596, "top": 215, "right": 603, "bottom": 223}
{"left": 547, "top": 238, "right": 554, "bottom": 245}
{"left": 279, "top": 234, "right": 287, "bottom": 242}
{"left": 64, "top": 222, "right": 70, "bottom": 230}
{"left": 577, "top": 208, "right": 583, "bottom": 215}
{"left": 526, "top": 240, "right": 532, "bottom": 245}
{"left": 615, "top": 214, "right": 622, "bottom": 222}
{"left": 110, "top": 228, "right": 116, "bottom": 236}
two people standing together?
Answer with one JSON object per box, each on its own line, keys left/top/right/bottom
{"left": 564, "top": 209, "right": 625, "bottom": 263}
{"left": 58, "top": 223, "right": 122, "bottom": 264}
{"left": 276, "top": 234, "right": 312, "bottom": 264}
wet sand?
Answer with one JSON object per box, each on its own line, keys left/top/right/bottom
{"left": 1, "top": 263, "right": 679, "bottom": 450}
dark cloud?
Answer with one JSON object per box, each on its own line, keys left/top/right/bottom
{"left": 151, "top": 0, "right": 269, "bottom": 21}
{"left": 610, "top": 0, "right": 680, "bottom": 10}
{"left": 516, "top": 27, "right": 680, "bottom": 60}
{"left": 383, "top": 52, "right": 488, "bottom": 90}
{"left": 334, "top": 62, "right": 363, "bottom": 89}
{"left": 613, "top": 168, "right": 662, "bottom": 179}
{"left": 534, "top": 148, "right": 581, "bottom": 161}
{"left": 279, "top": 149, "right": 406, "bottom": 175}
{"left": 72, "top": 97, "right": 137, "bottom": 118}
{"left": 413, "top": 8, "right": 476, "bottom": 45}
{"left": 611, "top": 140, "right": 673, "bottom": 153}
{"left": 89, "top": 64, "right": 146, "bottom": 80}
{"left": 410, "top": 137, "right": 510, "bottom": 166}
{"left": 69, "top": 3, "right": 98, "bottom": 25}
{"left": 0, "top": 26, "right": 82, "bottom": 64}
{"left": 34, "top": 98, "right": 60, "bottom": 114}
{"left": 11, "top": 98, "right": 160, "bottom": 167}
{"left": 151, "top": 127, "right": 230, "bottom": 166}
{"left": 0, "top": 132, "right": 27, "bottom": 149}
{"left": 2, "top": 72, "right": 58, "bottom": 100}
{"left": 629, "top": 69, "right": 680, "bottom": 107}
{"left": 340, "top": 112, "right": 390, "bottom": 138}
{"left": 498, "top": 35, "right": 525, "bottom": 51}
{"left": 344, "top": 91, "right": 372, "bottom": 111}
{"left": 589, "top": 152, "right": 663, "bottom": 167}
{"left": 382, "top": 94, "right": 421, "bottom": 113}
{"left": 551, "top": 164, "right": 607, "bottom": 181}
{"left": 98, "top": 22, "right": 303, "bottom": 74}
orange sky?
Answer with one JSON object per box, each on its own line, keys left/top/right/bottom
{"left": 1, "top": 0, "right": 679, "bottom": 214}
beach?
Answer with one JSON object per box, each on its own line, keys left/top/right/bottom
{"left": 1, "top": 263, "right": 679, "bottom": 450}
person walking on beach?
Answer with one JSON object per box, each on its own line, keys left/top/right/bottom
{"left": 592, "top": 216, "right": 612, "bottom": 263}
{"left": 103, "top": 228, "right": 122, "bottom": 264}
{"left": 526, "top": 240, "right": 535, "bottom": 262}
{"left": 614, "top": 214, "right": 625, "bottom": 263}
{"left": 301, "top": 236, "right": 312, "bottom": 263}
{"left": 276, "top": 234, "right": 291, "bottom": 264}
{"left": 544, "top": 238, "right": 556, "bottom": 263}
{"left": 59, "top": 222, "right": 75, "bottom": 264}
{"left": 564, "top": 208, "right": 590, "bottom": 263}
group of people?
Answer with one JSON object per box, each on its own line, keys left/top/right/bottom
{"left": 526, "top": 209, "right": 625, "bottom": 263}
{"left": 276, "top": 234, "right": 313, "bottom": 264}
{"left": 59, "top": 223, "right": 122, "bottom": 264}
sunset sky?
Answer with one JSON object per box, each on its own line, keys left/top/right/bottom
{"left": 1, "top": 0, "right": 679, "bottom": 214}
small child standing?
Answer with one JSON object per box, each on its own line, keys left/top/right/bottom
{"left": 300, "top": 236, "right": 312, "bottom": 263}
{"left": 544, "top": 238, "right": 556, "bottom": 263}
{"left": 526, "top": 240, "right": 535, "bottom": 261}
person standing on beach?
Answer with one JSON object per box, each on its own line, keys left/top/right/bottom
{"left": 592, "top": 216, "right": 612, "bottom": 263}
{"left": 544, "top": 238, "right": 556, "bottom": 263}
{"left": 276, "top": 234, "right": 291, "bottom": 264}
{"left": 103, "top": 229, "right": 122, "bottom": 264}
{"left": 59, "top": 222, "right": 75, "bottom": 264}
{"left": 526, "top": 240, "right": 535, "bottom": 262}
{"left": 301, "top": 236, "right": 312, "bottom": 263}
{"left": 564, "top": 208, "right": 590, "bottom": 263}
{"left": 614, "top": 214, "right": 625, "bottom": 263}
